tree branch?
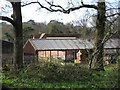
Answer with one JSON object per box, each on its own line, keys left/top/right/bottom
{"left": 22, "top": 1, "right": 98, "bottom": 14}
{"left": 22, "top": 2, "right": 56, "bottom": 12}
{"left": 106, "top": 8, "right": 120, "bottom": 11}
{"left": 66, "top": 4, "right": 97, "bottom": 13}
{"left": 106, "top": 13, "right": 120, "bottom": 17}
{"left": 0, "top": 16, "right": 15, "bottom": 27}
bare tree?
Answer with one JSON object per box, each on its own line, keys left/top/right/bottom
{"left": 0, "top": 0, "right": 23, "bottom": 71}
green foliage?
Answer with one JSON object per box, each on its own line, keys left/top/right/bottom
{"left": 4, "top": 32, "right": 14, "bottom": 42}
{"left": 23, "top": 26, "right": 34, "bottom": 43}
{"left": 47, "top": 20, "right": 66, "bottom": 34}
{"left": 1, "top": 61, "right": 119, "bottom": 89}
{"left": 20, "top": 62, "right": 90, "bottom": 82}
{"left": 2, "top": 20, "right": 95, "bottom": 41}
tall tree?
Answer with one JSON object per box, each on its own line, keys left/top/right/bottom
{"left": 94, "top": 1, "right": 106, "bottom": 70}
{"left": 0, "top": 0, "right": 23, "bottom": 71}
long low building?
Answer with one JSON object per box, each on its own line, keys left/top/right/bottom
{"left": 23, "top": 39, "right": 94, "bottom": 63}
{"left": 23, "top": 38, "right": 120, "bottom": 64}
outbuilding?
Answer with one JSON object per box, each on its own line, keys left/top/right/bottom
{"left": 23, "top": 39, "right": 93, "bottom": 64}
{"left": 1, "top": 40, "right": 13, "bottom": 69}
{"left": 104, "top": 38, "right": 120, "bottom": 64}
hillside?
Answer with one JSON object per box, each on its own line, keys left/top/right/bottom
{"left": 1, "top": 20, "right": 95, "bottom": 42}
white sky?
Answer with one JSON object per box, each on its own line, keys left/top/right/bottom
{"left": 0, "top": 0, "right": 119, "bottom": 25}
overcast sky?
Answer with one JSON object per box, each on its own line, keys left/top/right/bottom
{"left": 0, "top": 0, "right": 119, "bottom": 25}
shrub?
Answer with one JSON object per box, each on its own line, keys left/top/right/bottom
{"left": 20, "top": 62, "right": 91, "bottom": 82}
{"left": 1, "top": 59, "right": 118, "bottom": 88}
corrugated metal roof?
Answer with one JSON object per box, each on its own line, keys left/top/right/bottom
{"left": 29, "top": 39, "right": 94, "bottom": 50}
{"left": 104, "top": 39, "right": 120, "bottom": 49}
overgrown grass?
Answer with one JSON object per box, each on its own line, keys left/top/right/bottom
{"left": 0, "top": 60, "right": 119, "bottom": 89}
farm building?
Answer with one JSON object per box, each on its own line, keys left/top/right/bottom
{"left": 23, "top": 39, "right": 93, "bottom": 64}
{"left": 1, "top": 40, "right": 14, "bottom": 70}
{"left": 104, "top": 38, "right": 120, "bottom": 64}
{"left": 23, "top": 33, "right": 120, "bottom": 64}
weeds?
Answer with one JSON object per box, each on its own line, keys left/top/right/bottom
{"left": 1, "top": 61, "right": 119, "bottom": 89}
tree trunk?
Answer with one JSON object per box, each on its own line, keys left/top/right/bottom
{"left": 94, "top": 1, "right": 106, "bottom": 71}
{"left": 11, "top": 2, "right": 23, "bottom": 71}
{"left": 117, "top": 4, "right": 120, "bottom": 79}
{"left": 118, "top": 1, "right": 120, "bottom": 55}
